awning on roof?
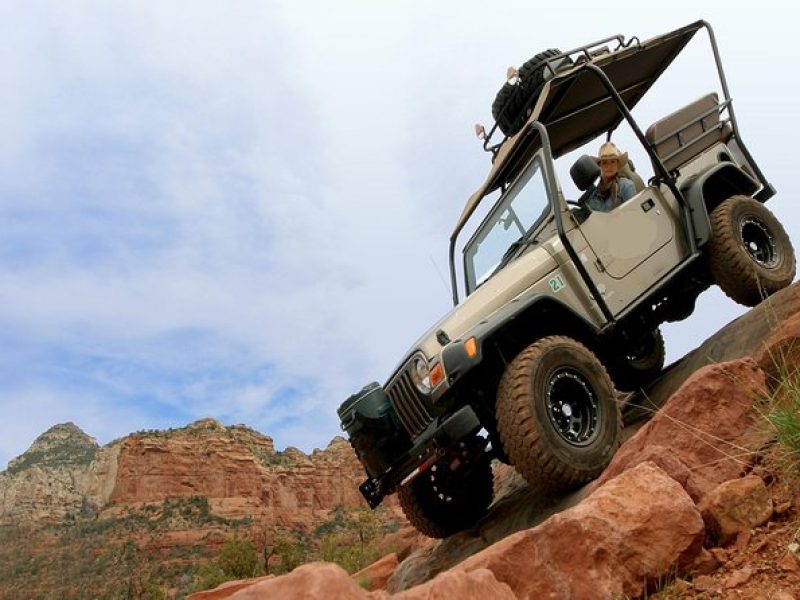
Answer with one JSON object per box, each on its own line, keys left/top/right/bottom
{"left": 452, "top": 21, "right": 704, "bottom": 239}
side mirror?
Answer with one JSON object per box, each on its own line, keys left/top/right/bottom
{"left": 570, "top": 155, "right": 600, "bottom": 191}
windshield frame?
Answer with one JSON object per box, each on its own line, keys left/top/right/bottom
{"left": 461, "top": 151, "right": 553, "bottom": 296}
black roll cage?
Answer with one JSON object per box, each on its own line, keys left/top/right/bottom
{"left": 447, "top": 21, "right": 769, "bottom": 311}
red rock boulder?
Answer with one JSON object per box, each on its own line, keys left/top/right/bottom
{"left": 698, "top": 475, "right": 773, "bottom": 546}
{"left": 188, "top": 563, "right": 371, "bottom": 600}
{"left": 391, "top": 568, "right": 516, "bottom": 600}
{"left": 597, "top": 358, "right": 770, "bottom": 498}
{"left": 351, "top": 553, "right": 399, "bottom": 591}
{"left": 454, "top": 462, "right": 704, "bottom": 599}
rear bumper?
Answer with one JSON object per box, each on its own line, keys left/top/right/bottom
{"left": 358, "top": 404, "right": 481, "bottom": 508}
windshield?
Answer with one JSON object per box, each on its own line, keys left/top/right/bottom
{"left": 463, "top": 156, "right": 550, "bottom": 294}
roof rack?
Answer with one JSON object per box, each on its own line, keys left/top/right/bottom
{"left": 481, "top": 33, "right": 641, "bottom": 161}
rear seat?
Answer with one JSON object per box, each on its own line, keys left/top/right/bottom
{"left": 645, "top": 93, "right": 732, "bottom": 173}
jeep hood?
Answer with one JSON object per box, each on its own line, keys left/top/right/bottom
{"left": 391, "top": 245, "right": 558, "bottom": 377}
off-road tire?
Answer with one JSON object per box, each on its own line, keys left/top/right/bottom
{"left": 491, "top": 82, "right": 529, "bottom": 138}
{"left": 496, "top": 336, "right": 621, "bottom": 493}
{"left": 398, "top": 454, "right": 493, "bottom": 538}
{"left": 491, "top": 48, "right": 563, "bottom": 137}
{"left": 518, "top": 48, "right": 563, "bottom": 95}
{"left": 610, "top": 328, "right": 666, "bottom": 391}
{"left": 708, "top": 196, "right": 795, "bottom": 307}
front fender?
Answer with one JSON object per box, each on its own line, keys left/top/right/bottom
{"left": 439, "top": 295, "right": 598, "bottom": 390}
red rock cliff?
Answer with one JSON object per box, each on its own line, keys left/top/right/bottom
{"left": 1, "top": 418, "right": 391, "bottom": 530}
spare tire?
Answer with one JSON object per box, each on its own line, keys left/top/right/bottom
{"left": 491, "top": 82, "right": 528, "bottom": 138}
{"left": 518, "top": 48, "right": 564, "bottom": 94}
{"left": 491, "top": 49, "right": 570, "bottom": 137}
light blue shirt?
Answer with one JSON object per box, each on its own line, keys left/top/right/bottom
{"left": 586, "top": 177, "right": 636, "bottom": 212}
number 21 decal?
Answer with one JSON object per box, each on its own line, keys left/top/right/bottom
{"left": 548, "top": 274, "right": 566, "bottom": 293}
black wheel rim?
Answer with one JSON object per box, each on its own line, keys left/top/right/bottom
{"left": 545, "top": 368, "right": 600, "bottom": 446}
{"left": 428, "top": 464, "right": 455, "bottom": 504}
{"left": 740, "top": 217, "right": 778, "bottom": 267}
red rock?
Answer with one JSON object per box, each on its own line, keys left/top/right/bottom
{"left": 378, "top": 525, "right": 432, "bottom": 562}
{"left": 214, "top": 568, "right": 516, "bottom": 600}
{"left": 755, "top": 312, "right": 800, "bottom": 391}
{"left": 1, "top": 419, "right": 401, "bottom": 532}
{"left": 735, "top": 529, "right": 753, "bottom": 551}
{"left": 351, "top": 553, "right": 398, "bottom": 591}
{"left": 690, "top": 548, "right": 719, "bottom": 575}
{"left": 595, "top": 444, "right": 702, "bottom": 501}
{"left": 699, "top": 476, "right": 773, "bottom": 545}
{"left": 453, "top": 462, "right": 703, "bottom": 599}
{"left": 597, "top": 359, "right": 770, "bottom": 498}
{"left": 391, "top": 568, "right": 516, "bottom": 600}
{"left": 778, "top": 552, "right": 800, "bottom": 573}
{"left": 691, "top": 574, "right": 715, "bottom": 592}
{"left": 190, "top": 563, "right": 371, "bottom": 600}
{"left": 709, "top": 547, "right": 729, "bottom": 564}
{"left": 107, "top": 424, "right": 400, "bottom": 530}
{"left": 188, "top": 577, "right": 273, "bottom": 600}
{"left": 724, "top": 566, "right": 753, "bottom": 589}
{"left": 645, "top": 283, "right": 800, "bottom": 409}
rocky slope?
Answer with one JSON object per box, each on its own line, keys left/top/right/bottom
{"left": 190, "top": 283, "right": 800, "bottom": 599}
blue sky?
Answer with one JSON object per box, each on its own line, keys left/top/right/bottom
{"left": 1, "top": 1, "right": 798, "bottom": 467}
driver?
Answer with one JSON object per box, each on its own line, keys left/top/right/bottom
{"left": 586, "top": 142, "right": 635, "bottom": 212}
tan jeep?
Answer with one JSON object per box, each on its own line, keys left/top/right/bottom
{"left": 338, "top": 21, "right": 795, "bottom": 538}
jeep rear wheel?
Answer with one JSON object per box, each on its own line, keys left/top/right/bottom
{"left": 398, "top": 453, "right": 493, "bottom": 538}
{"left": 496, "top": 336, "right": 621, "bottom": 493}
{"left": 610, "top": 328, "right": 666, "bottom": 391}
{"left": 709, "top": 196, "right": 795, "bottom": 307}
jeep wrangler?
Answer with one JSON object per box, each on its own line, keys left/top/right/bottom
{"left": 337, "top": 21, "right": 795, "bottom": 538}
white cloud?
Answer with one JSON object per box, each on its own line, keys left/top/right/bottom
{"left": 1, "top": 0, "right": 799, "bottom": 467}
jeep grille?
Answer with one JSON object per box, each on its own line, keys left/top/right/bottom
{"left": 386, "top": 370, "right": 433, "bottom": 438}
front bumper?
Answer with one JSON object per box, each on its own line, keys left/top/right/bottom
{"left": 358, "top": 404, "right": 481, "bottom": 508}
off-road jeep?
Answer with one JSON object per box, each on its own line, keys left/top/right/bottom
{"left": 337, "top": 21, "right": 796, "bottom": 538}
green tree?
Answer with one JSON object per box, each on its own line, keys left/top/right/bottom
{"left": 273, "top": 533, "right": 305, "bottom": 574}
{"left": 311, "top": 506, "right": 386, "bottom": 573}
{"left": 217, "top": 538, "right": 259, "bottom": 579}
{"left": 192, "top": 564, "right": 227, "bottom": 593}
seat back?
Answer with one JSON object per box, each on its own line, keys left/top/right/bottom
{"left": 645, "top": 93, "right": 731, "bottom": 172}
{"left": 618, "top": 161, "right": 644, "bottom": 192}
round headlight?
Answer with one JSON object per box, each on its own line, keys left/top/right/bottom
{"left": 411, "top": 357, "right": 432, "bottom": 395}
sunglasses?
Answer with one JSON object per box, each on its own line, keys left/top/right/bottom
{"left": 599, "top": 158, "right": 618, "bottom": 165}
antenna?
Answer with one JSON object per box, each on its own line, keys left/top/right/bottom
{"left": 429, "top": 255, "right": 451, "bottom": 298}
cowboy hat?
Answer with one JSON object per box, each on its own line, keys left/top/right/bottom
{"left": 593, "top": 142, "right": 628, "bottom": 168}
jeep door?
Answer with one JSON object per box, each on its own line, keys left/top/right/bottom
{"left": 572, "top": 186, "right": 688, "bottom": 315}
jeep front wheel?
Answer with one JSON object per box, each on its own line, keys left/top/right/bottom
{"left": 496, "top": 336, "right": 621, "bottom": 493}
{"left": 397, "top": 453, "right": 493, "bottom": 538}
{"left": 709, "top": 196, "right": 795, "bottom": 307}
